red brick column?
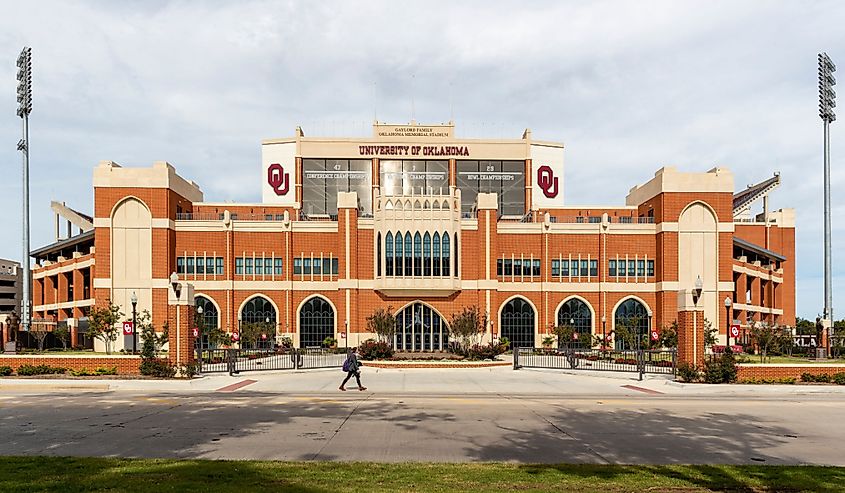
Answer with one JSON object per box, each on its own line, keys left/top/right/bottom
{"left": 677, "top": 290, "right": 705, "bottom": 366}
{"left": 167, "top": 283, "right": 196, "bottom": 368}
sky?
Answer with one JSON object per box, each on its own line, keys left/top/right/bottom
{"left": 0, "top": 0, "right": 843, "bottom": 320}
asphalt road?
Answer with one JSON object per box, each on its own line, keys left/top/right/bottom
{"left": 2, "top": 377, "right": 844, "bottom": 465}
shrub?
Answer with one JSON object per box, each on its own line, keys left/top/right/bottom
{"left": 322, "top": 336, "right": 338, "bottom": 348}
{"left": 833, "top": 373, "right": 845, "bottom": 385}
{"left": 676, "top": 362, "right": 700, "bottom": 383}
{"left": 16, "top": 364, "right": 67, "bottom": 376}
{"left": 139, "top": 359, "right": 176, "bottom": 378}
{"left": 0, "top": 366, "right": 12, "bottom": 376}
{"left": 358, "top": 339, "right": 394, "bottom": 360}
{"left": 702, "top": 348, "right": 738, "bottom": 384}
{"left": 466, "top": 342, "right": 507, "bottom": 360}
{"left": 740, "top": 377, "right": 796, "bottom": 384}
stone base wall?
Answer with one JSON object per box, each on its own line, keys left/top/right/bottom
{"left": 738, "top": 365, "right": 845, "bottom": 380}
{"left": 0, "top": 355, "right": 141, "bottom": 375}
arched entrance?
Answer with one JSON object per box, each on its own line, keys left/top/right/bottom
{"left": 394, "top": 302, "right": 449, "bottom": 351}
{"left": 501, "top": 297, "right": 535, "bottom": 349}
{"left": 240, "top": 296, "right": 277, "bottom": 349}
{"left": 299, "top": 296, "right": 335, "bottom": 348}
{"left": 195, "top": 295, "right": 219, "bottom": 349}
{"left": 614, "top": 298, "right": 649, "bottom": 350}
{"left": 557, "top": 298, "right": 593, "bottom": 349}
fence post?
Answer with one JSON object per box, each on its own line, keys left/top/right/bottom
{"left": 196, "top": 346, "right": 202, "bottom": 374}
{"left": 637, "top": 349, "right": 644, "bottom": 381}
{"left": 227, "top": 348, "right": 237, "bottom": 376}
{"left": 513, "top": 346, "right": 519, "bottom": 370}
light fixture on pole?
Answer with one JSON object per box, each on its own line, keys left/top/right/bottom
{"left": 130, "top": 291, "right": 138, "bottom": 354}
{"left": 819, "top": 52, "right": 836, "bottom": 347}
{"left": 170, "top": 272, "right": 181, "bottom": 363}
{"left": 724, "top": 296, "right": 732, "bottom": 347}
{"left": 16, "top": 47, "right": 32, "bottom": 333}
{"left": 601, "top": 315, "right": 607, "bottom": 350}
{"left": 693, "top": 276, "right": 703, "bottom": 305}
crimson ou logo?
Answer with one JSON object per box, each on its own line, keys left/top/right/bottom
{"left": 537, "top": 165, "right": 559, "bottom": 198}
{"left": 267, "top": 163, "right": 290, "bottom": 196}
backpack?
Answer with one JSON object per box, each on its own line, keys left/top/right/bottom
{"left": 342, "top": 357, "right": 352, "bottom": 372}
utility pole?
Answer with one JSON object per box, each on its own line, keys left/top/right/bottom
{"left": 16, "top": 47, "right": 32, "bottom": 333}
{"left": 818, "top": 52, "right": 836, "bottom": 350}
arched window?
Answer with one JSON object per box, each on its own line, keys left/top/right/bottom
{"left": 454, "top": 232, "right": 459, "bottom": 277}
{"left": 614, "top": 298, "right": 649, "bottom": 350}
{"left": 423, "top": 232, "right": 432, "bottom": 277}
{"left": 557, "top": 298, "right": 592, "bottom": 349}
{"left": 414, "top": 232, "right": 422, "bottom": 276}
{"left": 394, "top": 302, "right": 450, "bottom": 351}
{"left": 195, "top": 296, "right": 219, "bottom": 350}
{"left": 240, "top": 296, "right": 276, "bottom": 349}
{"left": 442, "top": 233, "right": 450, "bottom": 277}
{"left": 395, "top": 232, "right": 404, "bottom": 276}
{"left": 385, "top": 232, "right": 394, "bottom": 277}
{"left": 377, "top": 233, "right": 382, "bottom": 277}
{"left": 433, "top": 232, "right": 441, "bottom": 276}
{"left": 501, "top": 297, "right": 535, "bottom": 349}
{"left": 299, "top": 296, "right": 335, "bottom": 348}
{"left": 404, "top": 232, "right": 412, "bottom": 276}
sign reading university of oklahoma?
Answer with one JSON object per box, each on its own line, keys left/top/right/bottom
{"left": 262, "top": 140, "right": 296, "bottom": 205}
{"left": 530, "top": 143, "right": 565, "bottom": 207}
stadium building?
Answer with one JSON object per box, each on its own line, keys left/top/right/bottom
{"left": 20, "top": 122, "right": 795, "bottom": 352}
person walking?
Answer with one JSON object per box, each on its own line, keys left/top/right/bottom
{"left": 339, "top": 347, "right": 366, "bottom": 391}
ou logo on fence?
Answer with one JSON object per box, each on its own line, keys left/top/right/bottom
{"left": 537, "top": 165, "right": 559, "bottom": 199}
{"left": 267, "top": 163, "right": 290, "bottom": 196}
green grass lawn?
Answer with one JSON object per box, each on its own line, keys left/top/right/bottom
{"left": 0, "top": 457, "right": 843, "bottom": 492}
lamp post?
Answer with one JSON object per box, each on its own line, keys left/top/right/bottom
{"left": 693, "top": 276, "right": 703, "bottom": 364}
{"left": 170, "top": 272, "right": 181, "bottom": 363}
{"left": 130, "top": 291, "right": 137, "bottom": 354}
{"left": 724, "top": 296, "right": 732, "bottom": 348}
{"left": 602, "top": 315, "right": 607, "bottom": 351}
{"left": 196, "top": 305, "right": 203, "bottom": 351}
{"left": 819, "top": 53, "right": 836, "bottom": 347}
{"left": 16, "top": 47, "right": 32, "bottom": 333}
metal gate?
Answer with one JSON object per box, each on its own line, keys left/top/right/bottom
{"left": 197, "top": 347, "right": 346, "bottom": 375}
{"left": 514, "top": 347, "right": 676, "bottom": 380}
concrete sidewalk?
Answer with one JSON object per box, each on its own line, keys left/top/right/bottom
{"left": 2, "top": 365, "right": 845, "bottom": 397}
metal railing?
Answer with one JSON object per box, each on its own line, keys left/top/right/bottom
{"left": 514, "top": 347, "right": 676, "bottom": 380}
{"left": 197, "top": 347, "right": 346, "bottom": 375}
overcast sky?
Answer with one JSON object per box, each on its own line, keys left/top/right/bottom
{"left": 1, "top": 1, "right": 843, "bottom": 320}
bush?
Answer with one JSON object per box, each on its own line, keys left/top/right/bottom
{"left": 740, "top": 377, "right": 796, "bottom": 384}
{"left": 801, "top": 372, "right": 845, "bottom": 384}
{"left": 833, "top": 373, "right": 845, "bottom": 385}
{"left": 16, "top": 364, "right": 67, "bottom": 376}
{"left": 676, "top": 362, "right": 700, "bottom": 383}
{"left": 139, "top": 359, "right": 176, "bottom": 378}
{"left": 358, "top": 339, "right": 394, "bottom": 360}
{"left": 0, "top": 366, "right": 12, "bottom": 376}
{"left": 702, "top": 348, "right": 738, "bottom": 384}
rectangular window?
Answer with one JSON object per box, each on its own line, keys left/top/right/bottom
{"left": 216, "top": 257, "right": 224, "bottom": 275}
{"left": 608, "top": 259, "right": 616, "bottom": 277}
{"left": 590, "top": 260, "right": 598, "bottom": 277}
{"left": 176, "top": 257, "right": 185, "bottom": 274}
{"left": 627, "top": 260, "right": 636, "bottom": 277}
{"left": 331, "top": 258, "right": 339, "bottom": 275}
{"left": 303, "top": 258, "right": 312, "bottom": 275}
{"left": 235, "top": 258, "right": 244, "bottom": 275}
{"left": 647, "top": 260, "right": 655, "bottom": 277}
{"left": 513, "top": 259, "right": 522, "bottom": 276}
{"left": 532, "top": 259, "right": 541, "bottom": 277}
{"left": 245, "top": 258, "right": 253, "bottom": 275}
{"left": 588, "top": 216, "right": 601, "bottom": 224}
{"left": 313, "top": 258, "right": 323, "bottom": 275}
{"left": 196, "top": 257, "right": 204, "bottom": 275}
{"left": 264, "top": 260, "right": 272, "bottom": 275}
{"left": 498, "top": 259, "right": 504, "bottom": 276}
{"left": 637, "top": 260, "right": 645, "bottom": 277}
{"left": 561, "top": 260, "right": 569, "bottom": 277}
{"left": 551, "top": 259, "right": 559, "bottom": 277}
{"left": 274, "top": 258, "right": 283, "bottom": 276}
{"left": 504, "top": 259, "right": 513, "bottom": 276}
{"left": 186, "top": 257, "right": 195, "bottom": 275}
{"left": 206, "top": 257, "right": 214, "bottom": 275}
{"left": 580, "top": 260, "right": 588, "bottom": 277}
{"left": 254, "top": 258, "right": 263, "bottom": 276}
{"left": 618, "top": 216, "right": 633, "bottom": 224}
{"left": 293, "top": 258, "right": 302, "bottom": 275}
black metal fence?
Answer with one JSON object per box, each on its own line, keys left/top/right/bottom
{"left": 197, "top": 347, "right": 347, "bottom": 375}
{"left": 514, "top": 347, "right": 676, "bottom": 379}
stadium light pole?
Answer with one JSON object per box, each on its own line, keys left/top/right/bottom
{"left": 818, "top": 52, "right": 836, "bottom": 350}
{"left": 16, "top": 47, "right": 32, "bottom": 333}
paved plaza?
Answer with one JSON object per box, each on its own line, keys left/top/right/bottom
{"left": 1, "top": 367, "right": 844, "bottom": 465}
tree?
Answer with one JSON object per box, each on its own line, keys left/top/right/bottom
{"left": 614, "top": 315, "right": 644, "bottom": 351}
{"left": 704, "top": 318, "right": 718, "bottom": 348}
{"left": 366, "top": 306, "right": 396, "bottom": 342}
{"left": 30, "top": 322, "right": 50, "bottom": 352}
{"left": 89, "top": 301, "right": 123, "bottom": 354}
{"left": 138, "top": 310, "right": 168, "bottom": 359}
{"left": 53, "top": 324, "right": 70, "bottom": 350}
{"left": 659, "top": 320, "right": 678, "bottom": 349}
{"left": 551, "top": 323, "right": 576, "bottom": 349}
{"left": 749, "top": 322, "right": 789, "bottom": 363}
{"left": 239, "top": 321, "right": 272, "bottom": 349}
{"left": 449, "top": 306, "right": 487, "bottom": 349}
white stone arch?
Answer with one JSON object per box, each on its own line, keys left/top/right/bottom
{"left": 610, "top": 295, "right": 652, "bottom": 330}
{"left": 497, "top": 294, "right": 539, "bottom": 347}
{"left": 295, "top": 294, "right": 338, "bottom": 334}
{"left": 392, "top": 300, "right": 451, "bottom": 329}
{"left": 678, "top": 200, "right": 719, "bottom": 341}
{"left": 194, "top": 293, "right": 222, "bottom": 329}
{"left": 554, "top": 295, "right": 596, "bottom": 333}
{"left": 679, "top": 200, "right": 719, "bottom": 226}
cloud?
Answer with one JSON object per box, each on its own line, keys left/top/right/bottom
{"left": 0, "top": 0, "right": 843, "bottom": 318}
